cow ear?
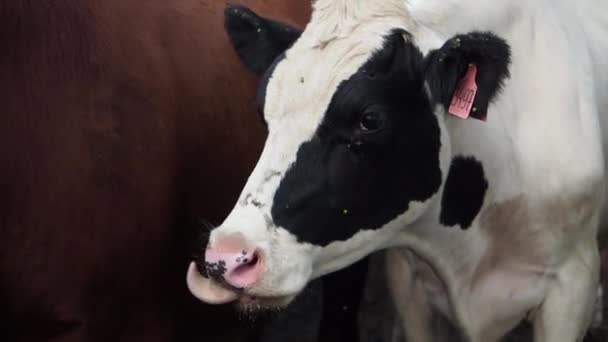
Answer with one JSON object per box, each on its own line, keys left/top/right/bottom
{"left": 424, "top": 32, "right": 511, "bottom": 119}
{"left": 224, "top": 4, "right": 302, "bottom": 75}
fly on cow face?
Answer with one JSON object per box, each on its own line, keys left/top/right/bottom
{"left": 271, "top": 32, "right": 442, "bottom": 246}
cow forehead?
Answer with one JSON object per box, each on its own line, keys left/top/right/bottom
{"left": 262, "top": 20, "right": 406, "bottom": 133}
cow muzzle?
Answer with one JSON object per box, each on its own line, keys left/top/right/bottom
{"left": 187, "top": 233, "right": 265, "bottom": 305}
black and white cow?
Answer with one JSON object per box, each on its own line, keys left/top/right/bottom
{"left": 188, "top": 0, "right": 608, "bottom": 340}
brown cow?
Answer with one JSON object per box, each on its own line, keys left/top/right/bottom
{"left": 0, "top": 1, "right": 312, "bottom": 341}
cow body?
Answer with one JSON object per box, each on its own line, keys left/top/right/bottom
{"left": 190, "top": 0, "right": 608, "bottom": 341}
{"left": 382, "top": 1, "right": 608, "bottom": 340}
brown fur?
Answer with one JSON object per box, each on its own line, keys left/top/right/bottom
{"left": 474, "top": 195, "right": 608, "bottom": 339}
{"left": 473, "top": 196, "right": 548, "bottom": 286}
{"left": 475, "top": 192, "right": 605, "bottom": 287}
{"left": 0, "top": 1, "right": 309, "bottom": 341}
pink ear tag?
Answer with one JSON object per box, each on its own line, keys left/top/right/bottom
{"left": 448, "top": 64, "right": 479, "bottom": 119}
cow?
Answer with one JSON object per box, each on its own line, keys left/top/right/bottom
{"left": 0, "top": 1, "right": 371, "bottom": 341}
{"left": 187, "top": 0, "right": 608, "bottom": 341}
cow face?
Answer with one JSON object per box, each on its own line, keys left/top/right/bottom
{"left": 187, "top": 4, "right": 510, "bottom": 310}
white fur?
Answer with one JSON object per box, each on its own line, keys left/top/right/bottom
{"left": 200, "top": 0, "right": 608, "bottom": 339}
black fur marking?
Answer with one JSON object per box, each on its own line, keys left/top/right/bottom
{"left": 424, "top": 31, "right": 511, "bottom": 120}
{"left": 251, "top": 198, "right": 263, "bottom": 208}
{"left": 439, "top": 156, "right": 488, "bottom": 229}
{"left": 224, "top": 4, "right": 301, "bottom": 75}
{"left": 272, "top": 31, "right": 443, "bottom": 246}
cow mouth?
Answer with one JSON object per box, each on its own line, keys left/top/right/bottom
{"left": 186, "top": 262, "right": 292, "bottom": 310}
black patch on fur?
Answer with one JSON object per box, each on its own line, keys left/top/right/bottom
{"left": 224, "top": 4, "right": 301, "bottom": 75}
{"left": 272, "top": 31, "right": 443, "bottom": 246}
{"left": 439, "top": 156, "right": 488, "bottom": 229}
{"left": 424, "top": 31, "right": 511, "bottom": 119}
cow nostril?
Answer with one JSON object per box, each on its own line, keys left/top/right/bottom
{"left": 232, "top": 251, "right": 261, "bottom": 278}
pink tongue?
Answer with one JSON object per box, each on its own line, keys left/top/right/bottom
{"left": 186, "top": 262, "right": 239, "bottom": 305}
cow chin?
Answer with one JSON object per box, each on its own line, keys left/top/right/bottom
{"left": 235, "top": 293, "right": 296, "bottom": 313}
{"left": 231, "top": 263, "right": 310, "bottom": 313}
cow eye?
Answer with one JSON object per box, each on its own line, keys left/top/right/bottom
{"left": 359, "top": 111, "right": 384, "bottom": 132}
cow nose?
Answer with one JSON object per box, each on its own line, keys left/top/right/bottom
{"left": 204, "top": 233, "right": 263, "bottom": 289}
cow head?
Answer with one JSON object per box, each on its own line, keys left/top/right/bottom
{"left": 187, "top": 2, "right": 510, "bottom": 310}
